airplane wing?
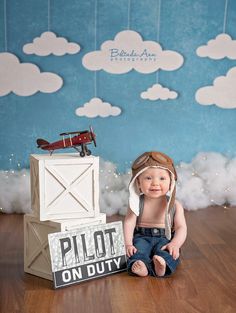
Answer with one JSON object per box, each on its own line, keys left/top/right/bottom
{"left": 60, "top": 130, "right": 88, "bottom": 136}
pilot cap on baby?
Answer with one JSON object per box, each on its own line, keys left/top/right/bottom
{"left": 128, "top": 151, "right": 178, "bottom": 240}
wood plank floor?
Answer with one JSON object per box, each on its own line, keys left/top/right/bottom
{"left": 0, "top": 206, "right": 236, "bottom": 313}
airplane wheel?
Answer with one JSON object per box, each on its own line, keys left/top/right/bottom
{"left": 80, "top": 151, "right": 85, "bottom": 157}
{"left": 86, "top": 150, "right": 91, "bottom": 156}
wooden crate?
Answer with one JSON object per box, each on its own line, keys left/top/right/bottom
{"left": 30, "top": 154, "right": 99, "bottom": 221}
{"left": 24, "top": 213, "right": 106, "bottom": 280}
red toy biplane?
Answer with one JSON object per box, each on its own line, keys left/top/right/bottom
{"left": 37, "top": 126, "right": 96, "bottom": 157}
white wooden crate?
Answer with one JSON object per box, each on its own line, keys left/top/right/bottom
{"left": 30, "top": 154, "right": 99, "bottom": 221}
{"left": 24, "top": 213, "right": 106, "bottom": 280}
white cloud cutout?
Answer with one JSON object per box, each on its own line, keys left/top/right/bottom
{"left": 23, "top": 31, "right": 81, "bottom": 56}
{"left": 196, "top": 33, "right": 236, "bottom": 60}
{"left": 82, "top": 30, "right": 184, "bottom": 74}
{"left": 141, "top": 83, "right": 178, "bottom": 100}
{"left": 0, "top": 52, "right": 63, "bottom": 96}
{"left": 75, "top": 97, "right": 122, "bottom": 118}
{"left": 195, "top": 66, "right": 236, "bottom": 109}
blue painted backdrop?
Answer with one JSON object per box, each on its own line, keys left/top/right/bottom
{"left": 0, "top": 0, "right": 236, "bottom": 172}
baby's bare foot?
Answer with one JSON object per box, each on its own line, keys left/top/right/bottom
{"left": 153, "top": 255, "right": 166, "bottom": 277}
{"left": 131, "top": 260, "right": 148, "bottom": 277}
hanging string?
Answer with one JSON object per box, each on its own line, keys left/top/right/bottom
{"left": 223, "top": 0, "right": 228, "bottom": 33}
{"left": 156, "top": 0, "right": 161, "bottom": 43}
{"left": 48, "top": 0, "right": 51, "bottom": 31}
{"left": 156, "top": 0, "right": 161, "bottom": 83}
{"left": 127, "top": 0, "right": 131, "bottom": 30}
{"left": 94, "top": 0, "right": 98, "bottom": 97}
{"left": 4, "top": 0, "right": 7, "bottom": 51}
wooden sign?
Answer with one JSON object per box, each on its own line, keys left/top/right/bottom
{"left": 48, "top": 221, "right": 127, "bottom": 288}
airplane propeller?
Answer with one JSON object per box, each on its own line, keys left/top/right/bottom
{"left": 90, "top": 126, "right": 97, "bottom": 147}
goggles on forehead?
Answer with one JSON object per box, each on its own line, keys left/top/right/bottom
{"left": 132, "top": 151, "right": 176, "bottom": 178}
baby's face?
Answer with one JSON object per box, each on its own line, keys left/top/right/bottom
{"left": 137, "top": 167, "right": 171, "bottom": 198}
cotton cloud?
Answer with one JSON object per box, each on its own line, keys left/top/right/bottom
{"left": 196, "top": 33, "right": 236, "bottom": 60}
{"left": 141, "top": 83, "right": 178, "bottom": 100}
{"left": 177, "top": 152, "right": 236, "bottom": 210}
{"left": 23, "top": 31, "right": 80, "bottom": 56}
{"left": 99, "top": 159, "right": 130, "bottom": 216}
{"left": 0, "top": 169, "right": 31, "bottom": 214}
{"left": 82, "top": 30, "right": 184, "bottom": 74}
{"left": 0, "top": 52, "right": 63, "bottom": 96}
{"left": 75, "top": 97, "right": 122, "bottom": 118}
{"left": 195, "top": 66, "right": 236, "bottom": 109}
{"left": 1, "top": 153, "right": 235, "bottom": 215}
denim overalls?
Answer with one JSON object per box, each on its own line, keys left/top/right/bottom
{"left": 127, "top": 195, "right": 180, "bottom": 277}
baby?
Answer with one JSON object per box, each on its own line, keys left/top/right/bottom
{"left": 124, "top": 151, "right": 187, "bottom": 277}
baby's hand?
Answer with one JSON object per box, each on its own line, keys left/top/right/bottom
{"left": 161, "top": 243, "right": 180, "bottom": 260}
{"left": 126, "top": 245, "right": 137, "bottom": 257}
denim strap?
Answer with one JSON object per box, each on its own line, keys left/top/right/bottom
{"left": 136, "top": 194, "right": 144, "bottom": 225}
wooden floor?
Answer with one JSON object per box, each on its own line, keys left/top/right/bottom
{"left": 0, "top": 206, "right": 236, "bottom": 313}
